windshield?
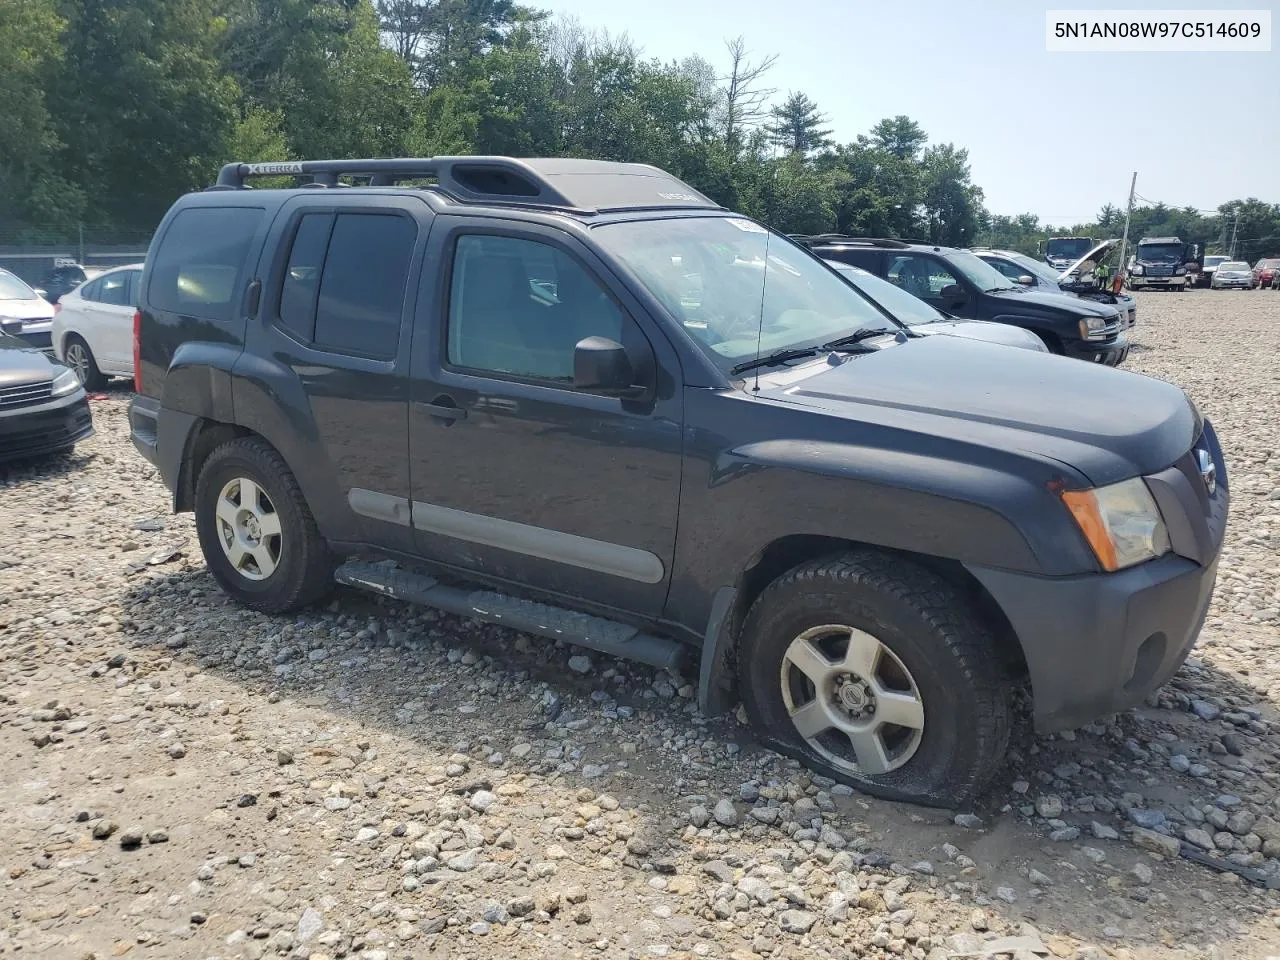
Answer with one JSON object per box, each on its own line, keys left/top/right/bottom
{"left": 0, "top": 271, "right": 38, "bottom": 301}
{"left": 1258, "top": 259, "right": 1280, "bottom": 269}
{"left": 1137, "top": 243, "right": 1182, "bottom": 263}
{"left": 594, "top": 217, "right": 899, "bottom": 370}
{"left": 1046, "top": 238, "right": 1093, "bottom": 259}
{"left": 1204, "top": 256, "right": 1230, "bottom": 268}
{"left": 1219, "top": 262, "right": 1250, "bottom": 272}
{"left": 827, "top": 262, "right": 947, "bottom": 326}
{"left": 945, "top": 250, "right": 1014, "bottom": 291}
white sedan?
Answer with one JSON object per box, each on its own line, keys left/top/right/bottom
{"left": 0, "top": 267, "right": 57, "bottom": 353}
{"left": 52, "top": 262, "right": 144, "bottom": 388}
{"left": 1211, "top": 262, "right": 1255, "bottom": 290}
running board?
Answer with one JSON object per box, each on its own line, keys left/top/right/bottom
{"left": 334, "top": 560, "right": 688, "bottom": 674}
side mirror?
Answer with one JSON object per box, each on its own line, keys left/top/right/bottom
{"left": 573, "top": 336, "right": 642, "bottom": 397}
{"left": 1016, "top": 275, "right": 1035, "bottom": 286}
{"left": 938, "top": 283, "right": 966, "bottom": 304}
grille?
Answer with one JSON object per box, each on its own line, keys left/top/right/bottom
{"left": 0, "top": 380, "right": 54, "bottom": 411}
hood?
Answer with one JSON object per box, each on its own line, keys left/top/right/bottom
{"left": 756, "top": 334, "right": 1195, "bottom": 486}
{"left": 1058, "top": 239, "right": 1118, "bottom": 282}
{"left": 0, "top": 332, "right": 60, "bottom": 386}
{"left": 0, "top": 297, "right": 55, "bottom": 323}
{"left": 988, "top": 286, "right": 1118, "bottom": 319}
{"left": 913, "top": 319, "right": 1046, "bottom": 352}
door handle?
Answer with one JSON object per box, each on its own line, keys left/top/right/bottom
{"left": 417, "top": 399, "right": 467, "bottom": 424}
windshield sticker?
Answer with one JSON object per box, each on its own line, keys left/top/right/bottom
{"left": 726, "top": 218, "right": 768, "bottom": 234}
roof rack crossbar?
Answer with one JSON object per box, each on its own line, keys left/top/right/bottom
{"left": 214, "top": 157, "right": 579, "bottom": 209}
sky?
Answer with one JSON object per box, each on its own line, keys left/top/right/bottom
{"left": 542, "top": 0, "right": 1278, "bottom": 225}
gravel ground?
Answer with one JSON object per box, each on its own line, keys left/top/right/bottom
{"left": 3, "top": 289, "right": 1280, "bottom": 960}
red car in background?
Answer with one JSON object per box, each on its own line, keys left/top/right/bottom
{"left": 1253, "top": 258, "right": 1280, "bottom": 289}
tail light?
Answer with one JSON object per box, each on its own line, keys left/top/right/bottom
{"left": 132, "top": 309, "right": 142, "bottom": 393}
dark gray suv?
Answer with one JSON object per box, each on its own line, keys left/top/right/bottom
{"left": 129, "top": 157, "right": 1226, "bottom": 806}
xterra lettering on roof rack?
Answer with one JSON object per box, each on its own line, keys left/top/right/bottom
{"left": 209, "top": 156, "right": 725, "bottom": 216}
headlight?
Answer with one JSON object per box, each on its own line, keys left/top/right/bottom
{"left": 1130, "top": 264, "right": 1144, "bottom": 276}
{"left": 1175, "top": 266, "right": 1187, "bottom": 275}
{"left": 1078, "top": 316, "right": 1108, "bottom": 340}
{"left": 50, "top": 368, "right": 81, "bottom": 397}
{"left": 1062, "top": 477, "right": 1171, "bottom": 571}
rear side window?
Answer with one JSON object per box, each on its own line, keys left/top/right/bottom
{"left": 313, "top": 214, "right": 415, "bottom": 358}
{"left": 149, "top": 207, "right": 263, "bottom": 321}
{"left": 274, "top": 212, "right": 415, "bottom": 359}
{"left": 97, "top": 271, "right": 131, "bottom": 306}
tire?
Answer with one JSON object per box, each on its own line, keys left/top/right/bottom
{"left": 194, "top": 437, "right": 334, "bottom": 613}
{"left": 63, "top": 335, "right": 105, "bottom": 390}
{"left": 738, "top": 551, "right": 1012, "bottom": 807}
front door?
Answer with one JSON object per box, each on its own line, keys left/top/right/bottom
{"left": 886, "top": 253, "right": 965, "bottom": 313}
{"left": 407, "top": 217, "right": 684, "bottom": 617}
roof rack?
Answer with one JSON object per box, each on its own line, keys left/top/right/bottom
{"left": 789, "top": 234, "right": 912, "bottom": 249}
{"left": 209, "top": 157, "right": 724, "bottom": 215}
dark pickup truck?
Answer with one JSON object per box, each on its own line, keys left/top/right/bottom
{"left": 795, "top": 236, "right": 1129, "bottom": 365}
{"left": 129, "top": 157, "right": 1227, "bottom": 806}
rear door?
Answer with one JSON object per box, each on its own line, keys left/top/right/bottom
{"left": 92, "top": 269, "right": 139, "bottom": 373}
{"left": 243, "top": 195, "right": 429, "bottom": 553}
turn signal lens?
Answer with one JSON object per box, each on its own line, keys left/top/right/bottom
{"left": 1062, "top": 478, "right": 1171, "bottom": 572}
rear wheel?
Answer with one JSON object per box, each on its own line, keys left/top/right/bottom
{"left": 63, "top": 335, "right": 105, "bottom": 390}
{"left": 194, "top": 437, "right": 334, "bottom": 613}
{"left": 738, "top": 551, "right": 1012, "bottom": 807}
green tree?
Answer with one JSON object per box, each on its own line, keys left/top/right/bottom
{"left": 49, "top": 0, "right": 240, "bottom": 228}
{"left": 765, "top": 92, "right": 832, "bottom": 155}
{"left": 866, "top": 115, "right": 928, "bottom": 161}
{"left": 0, "top": 0, "right": 83, "bottom": 235}
{"left": 920, "top": 143, "right": 984, "bottom": 246}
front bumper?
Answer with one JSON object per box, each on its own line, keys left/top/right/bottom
{"left": 0, "top": 388, "right": 94, "bottom": 462}
{"left": 1129, "top": 275, "right": 1185, "bottom": 288}
{"left": 968, "top": 422, "right": 1228, "bottom": 732}
{"left": 1065, "top": 331, "right": 1129, "bottom": 366}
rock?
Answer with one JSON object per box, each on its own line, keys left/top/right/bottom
{"left": 823, "top": 891, "right": 849, "bottom": 922}
{"left": 447, "top": 850, "right": 482, "bottom": 872}
{"left": 749, "top": 806, "right": 779, "bottom": 825}
{"left": 1091, "top": 821, "right": 1119, "bottom": 840}
{"left": 92, "top": 820, "right": 118, "bottom": 840}
{"left": 119, "top": 827, "right": 144, "bottom": 850}
{"left": 1049, "top": 827, "right": 1080, "bottom": 842}
{"left": 168, "top": 743, "right": 187, "bottom": 759}
{"left": 954, "top": 813, "right": 984, "bottom": 829}
{"left": 1028, "top": 868, "right": 1054, "bottom": 886}
{"left": 1222, "top": 733, "right": 1245, "bottom": 756}
{"left": 689, "top": 805, "right": 710, "bottom": 828}
{"left": 297, "top": 908, "right": 323, "bottom": 943}
{"left": 468, "top": 790, "right": 497, "bottom": 813}
{"left": 507, "top": 896, "right": 536, "bottom": 918}
{"left": 970, "top": 909, "right": 989, "bottom": 931}
{"left": 713, "top": 798, "right": 739, "bottom": 827}
{"left": 1131, "top": 862, "right": 1154, "bottom": 884}
{"left": 779, "top": 910, "right": 816, "bottom": 934}
{"left": 995, "top": 887, "right": 1018, "bottom": 904}
{"left": 1191, "top": 700, "right": 1221, "bottom": 721}
{"left": 738, "top": 877, "right": 772, "bottom": 904}
{"left": 1132, "top": 828, "right": 1180, "bottom": 858}
{"left": 1227, "top": 810, "right": 1257, "bottom": 836}
{"left": 355, "top": 827, "right": 379, "bottom": 843}
{"left": 857, "top": 890, "right": 887, "bottom": 913}
{"left": 1035, "top": 795, "right": 1063, "bottom": 819}
{"left": 567, "top": 655, "right": 592, "bottom": 674}
{"left": 146, "top": 829, "right": 168, "bottom": 844}
{"left": 1177, "top": 829, "right": 1208, "bottom": 855}
{"left": 564, "top": 885, "right": 588, "bottom": 904}
{"left": 571, "top": 905, "right": 592, "bottom": 924}
{"left": 1128, "top": 809, "right": 1167, "bottom": 830}
{"left": 277, "top": 750, "right": 294, "bottom": 766}
{"left": 1169, "top": 754, "right": 1191, "bottom": 773}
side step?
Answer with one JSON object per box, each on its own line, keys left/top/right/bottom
{"left": 334, "top": 561, "right": 688, "bottom": 674}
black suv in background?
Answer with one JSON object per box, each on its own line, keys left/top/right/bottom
{"left": 129, "top": 157, "right": 1224, "bottom": 806}
{"left": 797, "top": 236, "right": 1129, "bottom": 365}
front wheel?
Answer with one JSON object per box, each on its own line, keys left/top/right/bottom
{"left": 194, "top": 437, "right": 334, "bottom": 613}
{"left": 738, "top": 551, "right": 1012, "bottom": 807}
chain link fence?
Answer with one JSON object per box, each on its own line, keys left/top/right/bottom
{"left": 0, "top": 224, "right": 155, "bottom": 286}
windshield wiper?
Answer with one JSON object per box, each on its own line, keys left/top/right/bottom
{"left": 731, "top": 347, "right": 820, "bottom": 375}
{"left": 821, "top": 327, "right": 896, "bottom": 350}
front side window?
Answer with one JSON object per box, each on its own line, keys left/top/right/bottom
{"left": 888, "top": 255, "right": 960, "bottom": 298}
{"left": 593, "top": 217, "right": 896, "bottom": 371}
{"left": 447, "top": 234, "right": 624, "bottom": 381}
{"left": 982, "top": 257, "right": 1026, "bottom": 281}
{"left": 149, "top": 207, "right": 263, "bottom": 321}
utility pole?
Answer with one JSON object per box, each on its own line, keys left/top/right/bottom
{"left": 1228, "top": 210, "right": 1239, "bottom": 260}
{"left": 1117, "top": 171, "right": 1137, "bottom": 285}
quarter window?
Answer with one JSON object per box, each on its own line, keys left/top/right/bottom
{"left": 447, "top": 234, "right": 624, "bottom": 381}
{"left": 149, "top": 207, "right": 263, "bottom": 321}
{"left": 278, "top": 213, "right": 334, "bottom": 341}
{"left": 97, "top": 271, "right": 132, "bottom": 306}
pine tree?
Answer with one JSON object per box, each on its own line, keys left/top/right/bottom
{"left": 765, "top": 92, "right": 832, "bottom": 155}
